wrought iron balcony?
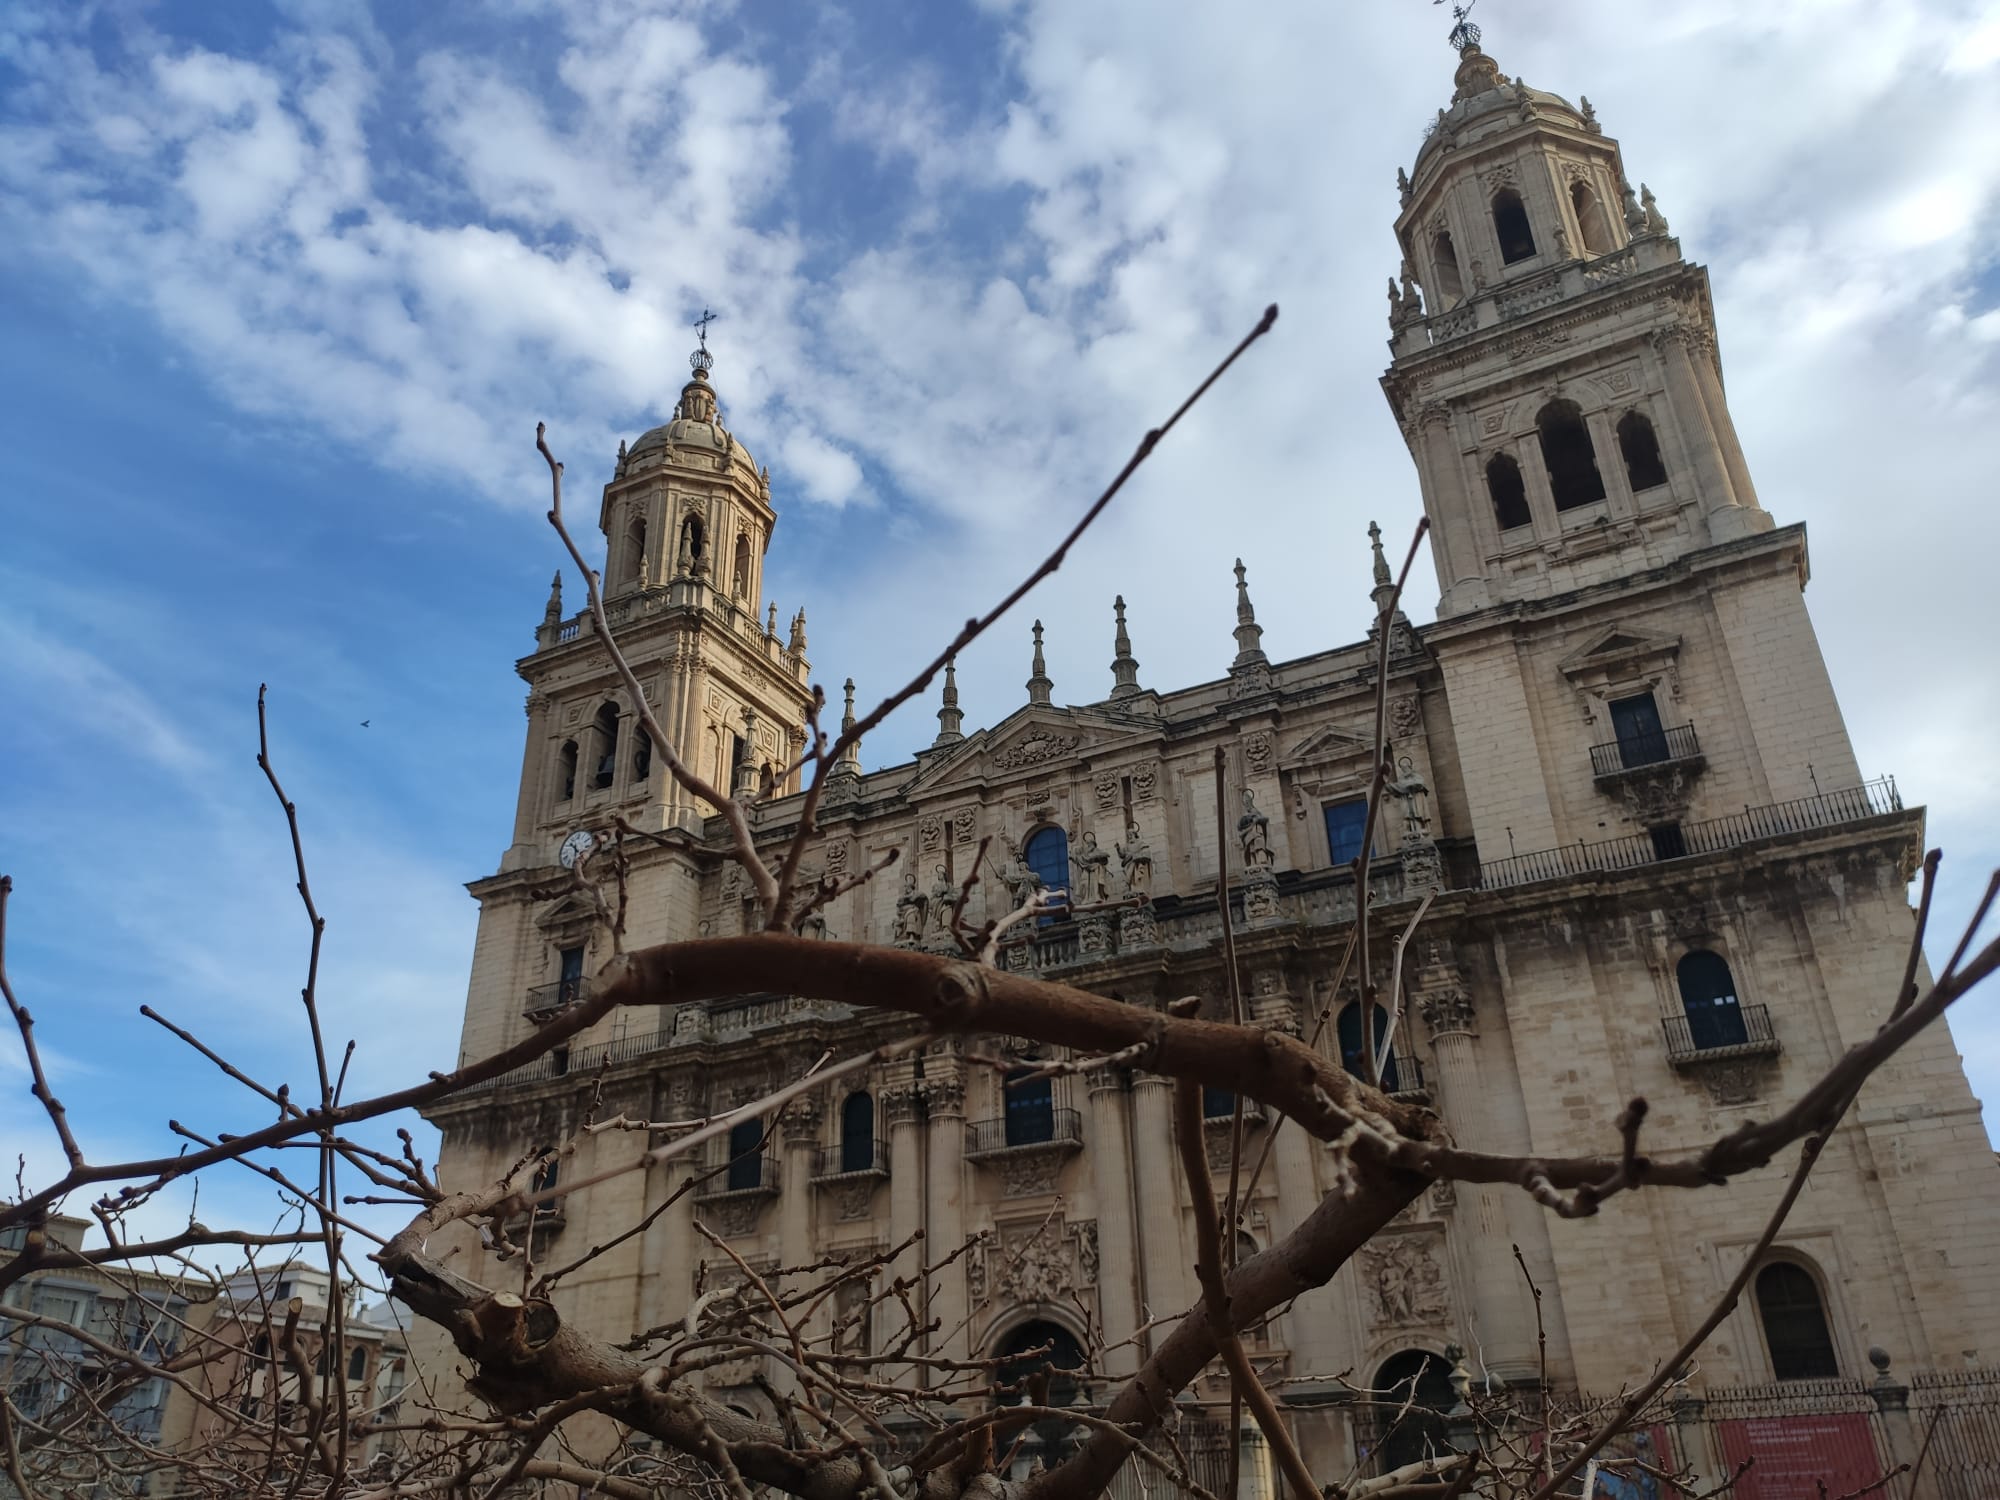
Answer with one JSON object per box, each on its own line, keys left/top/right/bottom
{"left": 964, "top": 1108, "right": 1084, "bottom": 1159}
{"left": 1663, "top": 1004, "right": 1780, "bottom": 1067}
{"left": 1479, "top": 777, "right": 1902, "bottom": 891}
{"left": 812, "top": 1142, "right": 889, "bottom": 1181}
{"left": 693, "top": 1153, "right": 780, "bottom": 1200}
{"left": 1590, "top": 723, "right": 1703, "bottom": 779}
{"left": 523, "top": 977, "right": 590, "bottom": 1022}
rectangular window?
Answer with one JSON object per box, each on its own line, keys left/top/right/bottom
{"left": 1324, "top": 797, "right": 1369, "bottom": 868}
{"left": 1649, "top": 823, "right": 1688, "bottom": 861}
{"left": 558, "top": 945, "right": 585, "bottom": 1004}
{"left": 1609, "top": 693, "right": 1667, "bottom": 769}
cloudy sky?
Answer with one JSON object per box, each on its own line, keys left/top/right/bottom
{"left": 3, "top": 0, "right": 1998, "bottom": 1254}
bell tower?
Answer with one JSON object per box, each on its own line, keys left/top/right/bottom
{"left": 1382, "top": 30, "right": 1771, "bottom": 618}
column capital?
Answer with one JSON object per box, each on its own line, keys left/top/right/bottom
{"left": 1086, "top": 1065, "right": 1127, "bottom": 1097}
{"left": 780, "top": 1088, "right": 825, "bottom": 1148}
{"left": 920, "top": 1075, "right": 966, "bottom": 1119}
{"left": 881, "top": 1083, "right": 924, "bottom": 1128}
{"left": 1418, "top": 985, "right": 1477, "bottom": 1039}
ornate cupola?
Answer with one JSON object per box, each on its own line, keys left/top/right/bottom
{"left": 1381, "top": 24, "right": 1771, "bottom": 616}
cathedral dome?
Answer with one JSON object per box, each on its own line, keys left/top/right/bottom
{"left": 1414, "top": 43, "right": 1588, "bottom": 166}
{"left": 626, "top": 364, "right": 760, "bottom": 480}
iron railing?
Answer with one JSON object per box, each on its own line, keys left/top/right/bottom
{"left": 1479, "top": 777, "right": 1901, "bottom": 890}
{"left": 1662, "top": 1004, "right": 1779, "bottom": 1064}
{"left": 965, "top": 1108, "right": 1084, "bottom": 1157}
{"left": 523, "top": 977, "right": 590, "bottom": 1020}
{"left": 812, "top": 1142, "right": 889, "bottom": 1180}
{"left": 695, "top": 1153, "right": 780, "bottom": 1197}
{"left": 1589, "top": 723, "right": 1702, "bottom": 777}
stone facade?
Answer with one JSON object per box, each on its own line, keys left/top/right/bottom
{"left": 425, "top": 38, "right": 2000, "bottom": 1482}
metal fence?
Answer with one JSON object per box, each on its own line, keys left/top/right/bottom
{"left": 1912, "top": 1369, "right": 2000, "bottom": 1500}
{"left": 1479, "top": 777, "right": 1903, "bottom": 890}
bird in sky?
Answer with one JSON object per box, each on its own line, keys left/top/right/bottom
{"left": 360, "top": 720, "right": 370, "bottom": 728}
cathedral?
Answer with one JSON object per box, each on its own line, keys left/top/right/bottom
{"left": 427, "top": 32, "right": 2000, "bottom": 1487}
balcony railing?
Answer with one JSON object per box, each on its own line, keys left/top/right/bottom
{"left": 812, "top": 1142, "right": 889, "bottom": 1180}
{"left": 523, "top": 977, "right": 590, "bottom": 1022}
{"left": 965, "top": 1108, "right": 1084, "bottom": 1158}
{"left": 1663, "top": 1004, "right": 1780, "bottom": 1066}
{"left": 1479, "top": 777, "right": 1902, "bottom": 891}
{"left": 694, "top": 1153, "right": 780, "bottom": 1199}
{"left": 1589, "top": 723, "right": 1703, "bottom": 779}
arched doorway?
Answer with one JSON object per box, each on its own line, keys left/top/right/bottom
{"left": 992, "top": 1319, "right": 1088, "bottom": 1479}
{"left": 1365, "top": 1350, "right": 1455, "bottom": 1476}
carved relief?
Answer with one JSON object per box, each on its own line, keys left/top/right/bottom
{"left": 951, "top": 808, "right": 977, "bottom": 845}
{"left": 971, "top": 1220, "right": 1100, "bottom": 1304}
{"left": 1418, "top": 987, "right": 1475, "bottom": 1037}
{"left": 824, "top": 840, "right": 850, "bottom": 878}
{"left": 1244, "top": 733, "right": 1274, "bottom": 775}
{"left": 997, "top": 1152, "right": 1067, "bottom": 1197}
{"left": 1359, "top": 1233, "right": 1450, "bottom": 1328}
{"left": 1389, "top": 697, "right": 1423, "bottom": 739}
{"left": 994, "top": 731, "right": 1081, "bottom": 769}
{"left": 918, "top": 816, "right": 944, "bottom": 855}
{"left": 1692, "top": 1059, "right": 1772, "bottom": 1107}
{"left": 709, "top": 1196, "right": 765, "bottom": 1238}
{"left": 832, "top": 1179, "right": 878, "bottom": 1221}
{"left": 1615, "top": 764, "right": 1699, "bottom": 826}
{"left": 1094, "top": 776, "right": 1120, "bottom": 811}
{"left": 1669, "top": 905, "right": 1713, "bottom": 941}
{"left": 1131, "top": 766, "right": 1157, "bottom": 802}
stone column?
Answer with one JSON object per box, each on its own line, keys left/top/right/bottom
{"left": 923, "top": 1064, "right": 969, "bottom": 1382}
{"left": 883, "top": 1082, "right": 926, "bottom": 1365}
{"left": 646, "top": 1070, "right": 702, "bottom": 1342}
{"left": 1416, "top": 977, "right": 1542, "bottom": 1384}
{"left": 507, "top": 693, "right": 551, "bottom": 865}
{"left": 1129, "top": 1073, "right": 1190, "bottom": 1348}
{"left": 1415, "top": 403, "right": 1488, "bottom": 613}
{"left": 779, "top": 1088, "right": 825, "bottom": 1378}
{"left": 1867, "top": 1349, "right": 1942, "bottom": 1500}
{"left": 1688, "top": 330, "right": 1763, "bottom": 514}
{"left": 1652, "top": 327, "right": 1740, "bottom": 520}
{"left": 1086, "top": 1069, "right": 1140, "bottom": 1377}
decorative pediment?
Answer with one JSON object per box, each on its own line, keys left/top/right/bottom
{"left": 535, "top": 895, "right": 598, "bottom": 943}
{"left": 906, "top": 707, "right": 1141, "bottom": 797}
{"left": 1558, "top": 624, "right": 1682, "bottom": 681}
{"left": 1559, "top": 624, "right": 1686, "bottom": 726}
{"left": 1280, "top": 724, "right": 1376, "bottom": 773}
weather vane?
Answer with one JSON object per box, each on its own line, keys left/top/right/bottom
{"left": 691, "top": 306, "right": 718, "bottom": 374}
{"left": 1435, "top": 0, "right": 1481, "bottom": 52}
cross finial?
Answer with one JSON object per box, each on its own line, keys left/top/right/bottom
{"left": 933, "top": 657, "right": 965, "bottom": 747}
{"left": 1109, "top": 596, "right": 1142, "bottom": 700}
{"left": 1027, "top": 619, "right": 1053, "bottom": 706}
{"left": 690, "top": 307, "right": 718, "bottom": 375}
{"left": 1231, "top": 557, "right": 1267, "bottom": 671}
{"left": 1369, "top": 520, "right": 1392, "bottom": 588}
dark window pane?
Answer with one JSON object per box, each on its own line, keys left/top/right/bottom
{"left": 1325, "top": 797, "right": 1369, "bottom": 867}
{"left": 727, "top": 1121, "right": 764, "bottom": 1191}
{"left": 1004, "top": 1072, "right": 1055, "bottom": 1146}
{"left": 1757, "top": 1263, "right": 1839, "bottom": 1380}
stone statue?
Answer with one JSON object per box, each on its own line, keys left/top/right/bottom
{"left": 1396, "top": 166, "right": 1412, "bottom": 207}
{"left": 1070, "top": 830, "right": 1111, "bottom": 904}
{"left": 1391, "top": 756, "right": 1433, "bottom": 844}
{"left": 1640, "top": 183, "right": 1669, "bottom": 234}
{"left": 998, "top": 838, "right": 1044, "bottom": 909}
{"left": 1387, "top": 275, "right": 1403, "bottom": 324}
{"left": 1399, "top": 262, "right": 1424, "bottom": 319}
{"left": 1238, "top": 789, "right": 1274, "bottom": 869}
{"left": 1116, "top": 823, "right": 1153, "bottom": 897}
{"left": 929, "top": 863, "right": 959, "bottom": 932}
{"left": 894, "top": 872, "right": 928, "bottom": 945}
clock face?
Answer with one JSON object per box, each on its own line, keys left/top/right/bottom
{"left": 559, "top": 829, "right": 596, "bottom": 869}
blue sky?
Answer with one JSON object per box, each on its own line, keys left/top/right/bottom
{"left": 3, "top": 0, "right": 1998, "bottom": 1256}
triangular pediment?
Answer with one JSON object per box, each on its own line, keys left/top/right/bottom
{"left": 535, "top": 895, "right": 596, "bottom": 934}
{"left": 1281, "top": 724, "right": 1375, "bottom": 770}
{"left": 905, "top": 705, "right": 1154, "bottom": 797}
{"left": 1559, "top": 624, "right": 1682, "bottom": 678}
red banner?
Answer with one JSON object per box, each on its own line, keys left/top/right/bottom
{"left": 1717, "top": 1413, "right": 1883, "bottom": 1499}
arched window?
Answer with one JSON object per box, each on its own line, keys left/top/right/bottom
{"left": 840, "top": 1090, "right": 875, "bottom": 1174}
{"left": 1369, "top": 1351, "right": 1454, "bottom": 1475}
{"left": 1756, "top": 1262, "right": 1839, "bottom": 1380}
{"left": 1487, "top": 451, "right": 1531, "bottom": 531}
{"left": 679, "top": 514, "right": 705, "bottom": 573}
{"left": 1493, "top": 188, "right": 1537, "bottom": 263}
{"left": 726, "top": 1120, "right": 764, "bottom": 1192}
{"left": 347, "top": 1346, "right": 367, "bottom": 1383}
{"left": 632, "top": 726, "right": 652, "bottom": 782}
{"left": 1023, "top": 827, "right": 1070, "bottom": 920}
{"left": 1677, "top": 950, "right": 1747, "bottom": 1050}
{"left": 1338, "top": 1002, "right": 1407, "bottom": 1093}
{"left": 1430, "top": 231, "right": 1465, "bottom": 309}
{"left": 732, "top": 533, "right": 751, "bottom": 599}
{"left": 1004, "top": 1069, "right": 1056, "bottom": 1147}
{"left": 1571, "top": 179, "right": 1615, "bottom": 256}
{"left": 556, "top": 740, "right": 578, "bottom": 801}
{"left": 1617, "top": 411, "right": 1668, "bottom": 491}
{"left": 1536, "top": 400, "right": 1607, "bottom": 511}
{"left": 591, "top": 704, "right": 619, "bottom": 789}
